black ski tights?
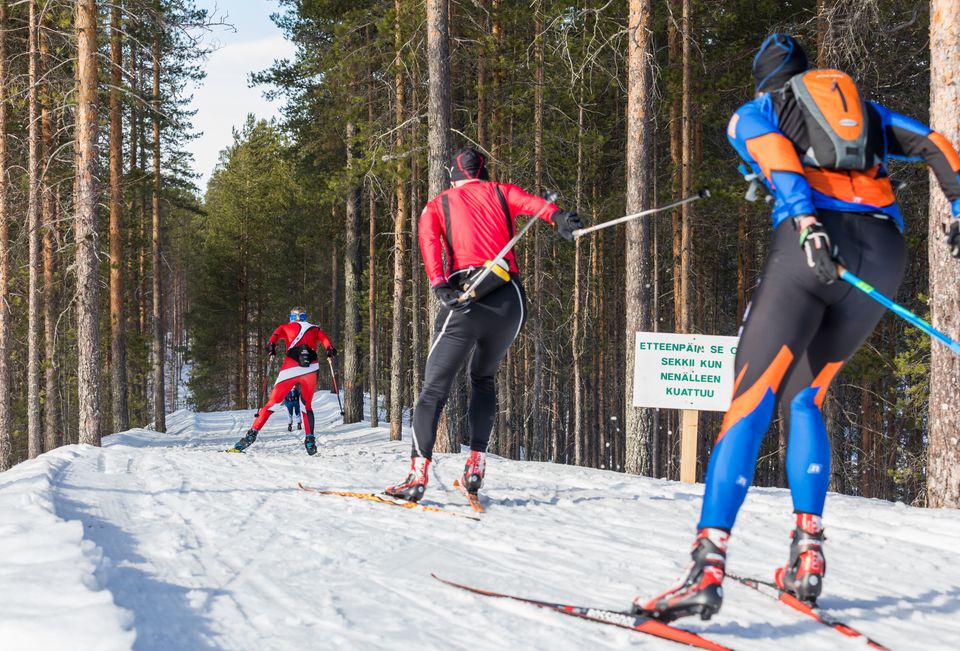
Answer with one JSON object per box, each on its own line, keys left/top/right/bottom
{"left": 411, "top": 279, "right": 527, "bottom": 459}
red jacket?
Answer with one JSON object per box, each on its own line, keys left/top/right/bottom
{"left": 418, "top": 180, "right": 558, "bottom": 287}
{"left": 269, "top": 321, "right": 333, "bottom": 370}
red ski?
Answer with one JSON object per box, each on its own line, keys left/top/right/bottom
{"left": 432, "top": 574, "right": 734, "bottom": 651}
{"left": 729, "top": 574, "right": 889, "bottom": 650}
{"left": 453, "top": 479, "right": 485, "bottom": 513}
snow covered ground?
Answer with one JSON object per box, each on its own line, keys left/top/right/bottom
{"left": 2, "top": 393, "right": 960, "bottom": 650}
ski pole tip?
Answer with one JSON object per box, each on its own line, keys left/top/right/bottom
{"left": 698, "top": 187, "right": 711, "bottom": 199}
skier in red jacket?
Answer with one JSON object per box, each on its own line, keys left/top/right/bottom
{"left": 232, "top": 307, "right": 336, "bottom": 455}
{"left": 385, "top": 148, "right": 583, "bottom": 502}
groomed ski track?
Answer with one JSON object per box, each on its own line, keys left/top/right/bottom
{"left": 1, "top": 393, "right": 959, "bottom": 650}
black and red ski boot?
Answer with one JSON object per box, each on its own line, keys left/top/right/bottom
{"left": 775, "top": 513, "right": 826, "bottom": 604}
{"left": 636, "top": 528, "right": 728, "bottom": 622}
{"left": 384, "top": 457, "right": 430, "bottom": 502}
{"left": 462, "top": 450, "right": 486, "bottom": 494}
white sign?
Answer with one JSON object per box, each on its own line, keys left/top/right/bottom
{"left": 632, "top": 332, "right": 739, "bottom": 412}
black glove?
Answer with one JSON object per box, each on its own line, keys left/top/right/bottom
{"left": 552, "top": 210, "right": 584, "bottom": 241}
{"left": 433, "top": 281, "right": 471, "bottom": 313}
{"left": 326, "top": 345, "right": 337, "bottom": 358}
{"left": 267, "top": 342, "right": 277, "bottom": 358}
{"left": 946, "top": 220, "right": 960, "bottom": 259}
{"left": 798, "top": 220, "right": 840, "bottom": 285}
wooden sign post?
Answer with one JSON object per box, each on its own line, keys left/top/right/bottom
{"left": 680, "top": 409, "right": 699, "bottom": 483}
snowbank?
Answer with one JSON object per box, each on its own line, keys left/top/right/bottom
{"left": 0, "top": 447, "right": 135, "bottom": 651}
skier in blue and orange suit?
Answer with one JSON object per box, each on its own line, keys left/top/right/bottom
{"left": 641, "top": 34, "right": 960, "bottom": 622}
{"left": 232, "top": 307, "right": 336, "bottom": 456}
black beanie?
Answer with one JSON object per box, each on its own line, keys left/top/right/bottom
{"left": 449, "top": 148, "right": 489, "bottom": 182}
{"left": 752, "top": 34, "right": 809, "bottom": 92}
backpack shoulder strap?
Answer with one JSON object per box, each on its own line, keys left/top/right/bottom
{"left": 493, "top": 184, "right": 514, "bottom": 237}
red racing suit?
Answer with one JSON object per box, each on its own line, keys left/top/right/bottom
{"left": 418, "top": 179, "right": 559, "bottom": 288}
{"left": 251, "top": 320, "right": 334, "bottom": 435}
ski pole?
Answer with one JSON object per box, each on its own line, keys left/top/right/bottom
{"left": 571, "top": 188, "right": 711, "bottom": 239}
{"left": 458, "top": 191, "right": 559, "bottom": 302}
{"left": 255, "top": 357, "right": 274, "bottom": 417}
{"left": 839, "top": 265, "right": 960, "bottom": 356}
{"left": 327, "top": 356, "right": 345, "bottom": 415}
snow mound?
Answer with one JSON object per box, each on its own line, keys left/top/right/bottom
{"left": 0, "top": 446, "right": 135, "bottom": 651}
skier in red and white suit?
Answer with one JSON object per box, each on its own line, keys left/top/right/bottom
{"left": 231, "top": 307, "right": 336, "bottom": 455}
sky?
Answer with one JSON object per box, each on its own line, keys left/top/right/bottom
{"left": 187, "top": 1, "right": 295, "bottom": 190}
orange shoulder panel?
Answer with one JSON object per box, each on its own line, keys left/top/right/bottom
{"left": 928, "top": 131, "right": 960, "bottom": 173}
{"left": 745, "top": 132, "right": 805, "bottom": 182}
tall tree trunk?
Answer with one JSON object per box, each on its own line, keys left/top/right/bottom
{"left": 330, "top": 212, "right": 339, "bottom": 344}
{"left": 427, "top": 0, "right": 451, "bottom": 199}
{"left": 343, "top": 120, "right": 365, "bottom": 423}
{"left": 679, "top": 0, "right": 693, "bottom": 334}
{"left": 368, "top": 185, "right": 378, "bottom": 427}
{"left": 0, "top": 0, "right": 10, "bottom": 469}
{"left": 27, "top": 0, "right": 42, "bottom": 457}
{"left": 489, "top": 0, "right": 503, "bottom": 179}
{"left": 624, "top": 0, "right": 653, "bottom": 475}
{"left": 389, "top": 0, "right": 407, "bottom": 441}
{"left": 110, "top": 1, "right": 129, "bottom": 432}
{"left": 476, "top": 0, "right": 489, "bottom": 149}
{"left": 410, "top": 94, "right": 423, "bottom": 402}
{"left": 926, "top": 0, "right": 960, "bottom": 507}
{"left": 75, "top": 0, "right": 101, "bottom": 447}
{"left": 40, "top": 12, "right": 60, "bottom": 450}
{"left": 151, "top": 33, "right": 166, "bottom": 432}
{"left": 573, "top": 93, "right": 586, "bottom": 467}
{"left": 531, "top": 1, "right": 545, "bottom": 461}
{"left": 427, "top": 0, "right": 453, "bottom": 452}
{"left": 367, "top": 45, "right": 379, "bottom": 428}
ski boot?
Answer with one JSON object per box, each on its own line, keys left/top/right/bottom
{"left": 304, "top": 434, "right": 318, "bottom": 456}
{"left": 462, "top": 450, "right": 486, "bottom": 494}
{"left": 288, "top": 422, "right": 293, "bottom": 432}
{"left": 775, "top": 513, "right": 825, "bottom": 604}
{"left": 232, "top": 429, "right": 259, "bottom": 452}
{"left": 384, "top": 457, "right": 430, "bottom": 502}
{"left": 297, "top": 420, "right": 302, "bottom": 431}
{"left": 636, "top": 528, "right": 728, "bottom": 622}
